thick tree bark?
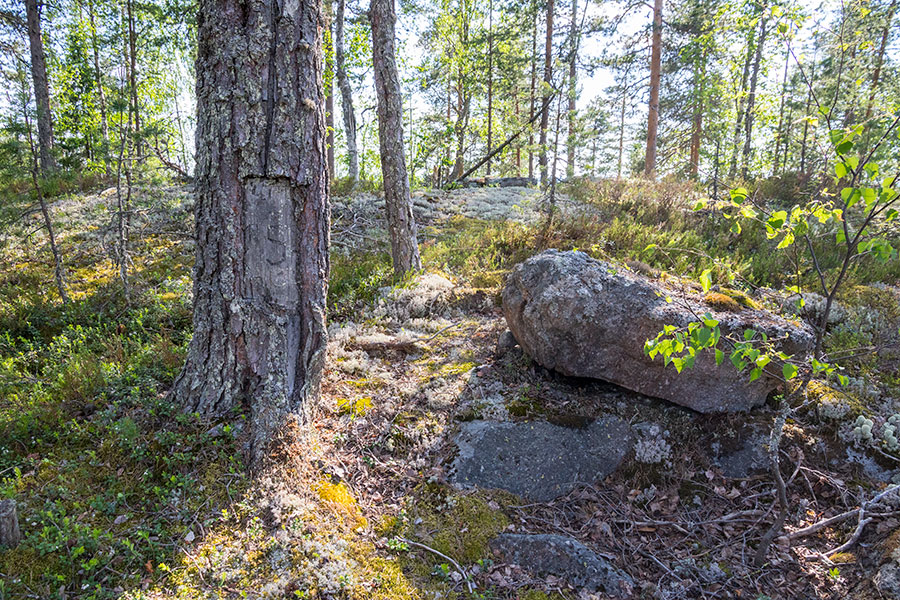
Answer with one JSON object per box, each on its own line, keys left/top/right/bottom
{"left": 335, "top": 0, "right": 358, "bottom": 182}
{"left": 644, "top": 0, "right": 662, "bottom": 179}
{"left": 566, "top": 0, "right": 579, "bottom": 178}
{"left": 370, "top": 0, "right": 421, "bottom": 275}
{"left": 24, "top": 0, "right": 54, "bottom": 173}
{"left": 538, "top": 0, "right": 554, "bottom": 187}
{"left": 172, "top": 0, "right": 330, "bottom": 464}
{"left": 741, "top": 14, "right": 768, "bottom": 180}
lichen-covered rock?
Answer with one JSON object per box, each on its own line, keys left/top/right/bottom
{"left": 502, "top": 250, "right": 814, "bottom": 413}
{"left": 491, "top": 533, "right": 633, "bottom": 597}
{"left": 452, "top": 417, "right": 632, "bottom": 501}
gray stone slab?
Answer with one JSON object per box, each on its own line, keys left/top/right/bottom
{"left": 491, "top": 533, "right": 633, "bottom": 597}
{"left": 451, "top": 417, "right": 632, "bottom": 501}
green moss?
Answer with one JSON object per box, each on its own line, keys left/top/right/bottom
{"left": 804, "top": 380, "right": 868, "bottom": 418}
{"left": 840, "top": 285, "right": 900, "bottom": 322}
{"left": 405, "top": 491, "right": 510, "bottom": 565}
{"left": 719, "top": 287, "right": 761, "bottom": 310}
{"left": 518, "top": 589, "right": 568, "bottom": 600}
{"left": 703, "top": 292, "right": 743, "bottom": 312}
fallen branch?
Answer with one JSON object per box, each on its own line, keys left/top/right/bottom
{"left": 399, "top": 537, "right": 475, "bottom": 594}
{"left": 780, "top": 484, "right": 899, "bottom": 555}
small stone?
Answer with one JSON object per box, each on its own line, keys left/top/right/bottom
{"left": 496, "top": 330, "right": 518, "bottom": 355}
{"left": 0, "top": 499, "right": 21, "bottom": 549}
{"left": 491, "top": 533, "right": 633, "bottom": 597}
{"left": 184, "top": 530, "right": 195, "bottom": 543}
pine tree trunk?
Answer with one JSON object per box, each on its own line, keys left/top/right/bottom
{"left": 643, "top": 0, "right": 662, "bottom": 179}
{"left": 370, "top": 0, "right": 421, "bottom": 275}
{"left": 172, "top": 0, "right": 330, "bottom": 464}
{"left": 24, "top": 0, "right": 55, "bottom": 174}
{"left": 741, "top": 15, "right": 768, "bottom": 180}
{"left": 538, "top": 0, "right": 554, "bottom": 187}
{"left": 335, "top": 0, "right": 358, "bottom": 182}
{"left": 565, "top": 0, "right": 579, "bottom": 178}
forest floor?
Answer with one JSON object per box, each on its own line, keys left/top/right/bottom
{"left": 1, "top": 178, "right": 899, "bottom": 599}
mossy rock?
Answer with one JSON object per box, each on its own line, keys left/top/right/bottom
{"left": 718, "top": 287, "right": 761, "bottom": 310}
{"left": 804, "top": 380, "right": 868, "bottom": 420}
{"left": 703, "top": 292, "right": 743, "bottom": 312}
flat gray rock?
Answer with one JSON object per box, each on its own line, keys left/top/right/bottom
{"left": 451, "top": 417, "right": 631, "bottom": 501}
{"left": 491, "top": 533, "right": 633, "bottom": 597}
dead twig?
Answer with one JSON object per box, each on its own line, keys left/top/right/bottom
{"left": 399, "top": 537, "right": 475, "bottom": 594}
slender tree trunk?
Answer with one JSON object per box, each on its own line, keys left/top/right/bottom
{"left": 21, "top": 85, "right": 67, "bottom": 303}
{"left": 24, "top": 0, "right": 55, "bottom": 173}
{"left": 126, "top": 0, "right": 140, "bottom": 160}
{"left": 689, "top": 58, "right": 704, "bottom": 178}
{"left": 800, "top": 62, "right": 814, "bottom": 175}
{"left": 87, "top": 0, "right": 110, "bottom": 174}
{"left": 371, "top": 0, "right": 421, "bottom": 275}
{"left": 741, "top": 14, "right": 768, "bottom": 180}
{"left": 566, "top": 0, "right": 579, "bottom": 178}
{"left": 644, "top": 0, "right": 662, "bottom": 179}
{"left": 515, "top": 83, "right": 521, "bottom": 175}
{"left": 335, "top": 0, "right": 358, "bottom": 182}
{"left": 773, "top": 41, "right": 790, "bottom": 176}
{"left": 451, "top": 67, "right": 470, "bottom": 181}
{"left": 528, "top": 12, "right": 537, "bottom": 181}
{"left": 486, "top": 0, "right": 493, "bottom": 176}
{"left": 539, "top": 0, "right": 554, "bottom": 187}
{"left": 860, "top": 0, "right": 897, "bottom": 153}
{"left": 618, "top": 65, "right": 628, "bottom": 179}
{"left": 729, "top": 25, "right": 756, "bottom": 179}
{"left": 172, "top": 0, "right": 330, "bottom": 464}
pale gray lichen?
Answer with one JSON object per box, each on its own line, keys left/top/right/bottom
{"left": 633, "top": 424, "right": 672, "bottom": 464}
{"left": 853, "top": 415, "right": 875, "bottom": 444}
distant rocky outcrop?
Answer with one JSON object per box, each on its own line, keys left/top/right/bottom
{"left": 502, "top": 250, "right": 814, "bottom": 413}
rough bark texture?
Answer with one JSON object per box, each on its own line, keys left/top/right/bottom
{"left": 335, "top": 0, "right": 358, "bottom": 182}
{"left": 24, "top": 0, "right": 55, "bottom": 173}
{"left": 643, "top": 0, "right": 662, "bottom": 179}
{"left": 0, "top": 500, "right": 21, "bottom": 549}
{"left": 538, "top": 0, "right": 554, "bottom": 187}
{"left": 172, "top": 0, "right": 330, "bottom": 464}
{"left": 370, "top": 0, "right": 421, "bottom": 275}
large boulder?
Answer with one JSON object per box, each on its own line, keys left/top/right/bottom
{"left": 502, "top": 250, "right": 814, "bottom": 413}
